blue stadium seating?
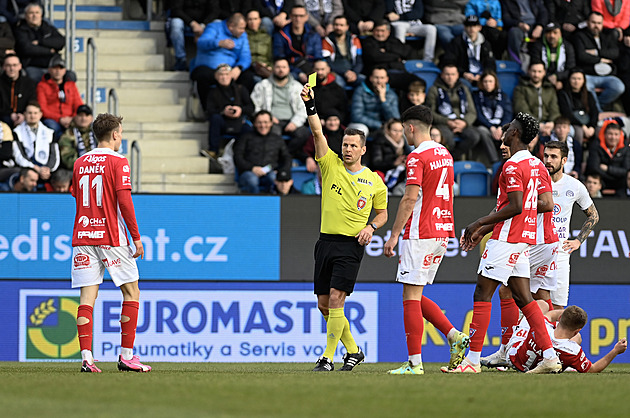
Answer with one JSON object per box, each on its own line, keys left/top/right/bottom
{"left": 496, "top": 60, "right": 523, "bottom": 100}
{"left": 404, "top": 60, "right": 441, "bottom": 89}
{"left": 453, "top": 161, "right": 490, "bottom": 196}
{"left": 291, "top": 166, "right": 316, "bottom": 190}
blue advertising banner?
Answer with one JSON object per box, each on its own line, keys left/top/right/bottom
{"left": 0, "top": 195, "right": 280, "bottom": 280}
{"left": 2, "top": 281, "right": 628, "bottom": 365}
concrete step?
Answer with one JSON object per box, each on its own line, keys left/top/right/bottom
{"left": 74, "top": 54, "right": 164, "bottom": 72}
{"left": 133, "top": 139, "right": 200, "bottom": 157}
{"left": 119, "top": 104, "right": 186, "bottom": 122}
{"left": 124, "top": 121, "right": 208, "bottom": 137}
{"left": 53, "top": 11, "right": 123, "bottom": 21}
{"left": 53, "top": 0, "right": 117, "bottom": 5}
{"left": 141, "top": 156, "right": 209, "bottom": 174}
{"left": 54, "top": 20, "right": 165, "bottom": 31}
{"left": 139, "top": 183, "right": 238, "bottom": 194}
{"left": 70, "top": 87, "right": 179, "bottom": 106}
{"left": 72, "top": 37, "right": 159, "bottom": 55}
{"left": 73, "top": 29, "right": 165, "bottom": 39}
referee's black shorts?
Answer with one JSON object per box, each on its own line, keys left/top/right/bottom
{"left": 313, "top": 233, "right": 364, "bottom": 296}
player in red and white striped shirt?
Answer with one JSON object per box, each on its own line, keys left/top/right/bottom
{"left": 507, "top": 303, "right": 627, "bottom": 373}
{"left": 71, "top": 113, "right": 150, "bottom": 373}
{"left": 384, "top": 105, "right": 469, "bottom": 375}
{"left": 447, "top": 113, "right": 562, "bottom": 374}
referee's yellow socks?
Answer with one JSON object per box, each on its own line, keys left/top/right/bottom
{"left": 323, "top": 308, "right": 358, "bottom": 360}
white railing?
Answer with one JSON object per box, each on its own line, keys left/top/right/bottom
{"left": 85, "top": 38, "right": 97, "bottom": 111}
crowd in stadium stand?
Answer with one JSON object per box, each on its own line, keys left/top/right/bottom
{"left": 2, "top": 1, "right": 630, "bottom": 198}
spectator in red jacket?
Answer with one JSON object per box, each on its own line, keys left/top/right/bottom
{"left": 36, "top": 56, "right": 83, "bottom": 139}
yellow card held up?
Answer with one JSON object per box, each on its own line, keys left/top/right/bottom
{"left": 308, "top": 72, "right": 317, "bottom": 87}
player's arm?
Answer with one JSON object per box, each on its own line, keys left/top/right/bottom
{"left": 461, "top": 208, "right": 496, "bottom": 252}
{"left": 300, "top": 84, "right": 328, "bottom": 160}
{"left": 544, "top": 308, "right": 564, "bottom": 323}
{"left": 462, "top": 191, "right": 522, "bottom": 248}
{"left": 563, "top": 203, "right": 599, "bottom": 254}
{"left": 537, "top": 191, "right": 554, "bottom": 213}
{"left": 588, "top": 338, "right": 627, "bottom": 373}
{"left": 116, "top": 189, "right": 144, "bottom": 259}
{"left": 384, "top": 184, "right": 419, "bottom": 257}
{"left": 356, "top": 208, "right": 388, "bottom": 246}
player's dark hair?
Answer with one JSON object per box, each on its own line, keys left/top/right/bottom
{"left": 514, "top": 112, "right": 539, "bottom": 144}
{"left": 401, "top": 105, "right": 433, "bottom": 128}
{"left": 92, "top": 113, "right": 123, "bottom": 142}
{"left": 544, "top": 140, "right": 569, "bottom": 159}
{"left": 344, "top": 128, "right": 366, "bottom": 146}
{"left": 559, "top": 306, "right": 588, "bottom": 331}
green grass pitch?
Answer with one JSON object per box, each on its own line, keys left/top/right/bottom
{"left": 1, "top": 362, "right": 629, "bottom": 417}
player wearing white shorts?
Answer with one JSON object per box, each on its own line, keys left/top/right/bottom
{"left": 384, "top": 105, "right": 469, "bottom": 375}
{"left": 448, "top": 113, "right": 561, "bottom": 374}
{"left": 506, "top": 302, "right": 627, "bottom": 373}
{"left": 71, "top": 113, "right": 150, "bottom": 373}
{"left": 543, "top": 141, "right": 598, "bottom": 309}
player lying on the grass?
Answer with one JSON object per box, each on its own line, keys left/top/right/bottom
{"left": 503, "top": 301, "right": 628, "bottom": 373}
{"left": 383, "top": 105, "right": 469, "bottom": 375}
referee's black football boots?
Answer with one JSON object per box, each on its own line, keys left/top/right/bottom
{"left": 312, "top": 356, "right": 334, "bottom": 371}
{"left": 339, "top": 347, "right": 365, "bottom": 371}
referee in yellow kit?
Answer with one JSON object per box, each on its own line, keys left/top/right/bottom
{"left": 300, "top": 83, "right": 388, "bottom": 372}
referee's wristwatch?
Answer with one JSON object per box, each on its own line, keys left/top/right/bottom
{"left": 369, "top": 223, "right": 378, "bottom": 231}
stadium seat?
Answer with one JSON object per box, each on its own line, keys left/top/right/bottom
{"left": 457, "top": 169, "right": 491, "bottom": 196}
{"left": 496, "top": 60, "right": 523, "bottom": 100}
{"left": 291, "top": 166, "right": 316, "bottom": 190}
{"left": 404, "top": 60, "right": 441, "bottom": 89}
{"left": 453, "top": 161, "right": 487, "bottom": 178}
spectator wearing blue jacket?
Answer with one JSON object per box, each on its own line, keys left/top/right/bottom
{"left": 473, "top": 70, "right": 512, "bottom": 164}
{"left": 190, "top": 13, "right": 253, "bottom": 110}
{"left": 349, "top": 67, "right": 400, "bottom": 137}
{"left": 272, "top": 5, "right": 323, "bottom": 84}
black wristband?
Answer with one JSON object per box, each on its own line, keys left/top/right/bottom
{"left": 305, "top": 99, "right": 317, "bottom": 116}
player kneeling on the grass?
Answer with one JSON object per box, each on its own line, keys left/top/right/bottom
{"left": 383, "top": 105, "right": 469, "bottom": 375}
{"left": 71, "top": 113, "right": 151, "bottom": 373}
{"left": 506, "top": 301, "right": 627, "bottom": 373}
{"left": 301, "top": 82, "right": 388, "bottom": 372}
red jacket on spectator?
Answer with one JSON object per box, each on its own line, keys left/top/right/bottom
{"left": 36, "top": 73, "right": 83, "bottom": 122}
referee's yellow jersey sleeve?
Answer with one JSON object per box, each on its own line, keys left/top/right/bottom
{"left": 317, "top": 151, "right": 388, "bottom": 236}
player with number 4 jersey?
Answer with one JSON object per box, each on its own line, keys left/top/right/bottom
{"left": 384, "top": 105, "right": 469, "bottom": 375}
{"left": 71, "top": 113, "right": 151, "bottom": 374}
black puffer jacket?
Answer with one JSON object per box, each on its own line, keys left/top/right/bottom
{"left": 14, "top": 19, "right": 65, "bottom": 68}
{"left": 233, "top": 130, "right": 292, "bottom": 174}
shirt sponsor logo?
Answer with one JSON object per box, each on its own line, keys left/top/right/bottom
{"left": 553, "top": 204, "right": 561, "bottom": 215}
{"left": 435, "top": 223, "right": 454, "bottom": 231}
{"left": 432, "top": 207, "right": 452, "bottom": 219}
{"left": 535, "top": 265, "right": 548, "bottom": 277}
{"left": 407, "top": 168, "right": 415, "bottom": 177}
{"left": 122, "top": 176, "right": 131, "bottom": 186}
{"left": 529, "top": 159, "right": 538, "bottom": 167}
{"left": 423, "top": 253, "right": 433, "bottom": 267}
{"left": 508, "top": 253, "right": 520, "bottom": 265}
{"left": 433, "top": 147, "right": 449, "bottom": 156}
{"left": 357, "top": 178, "right": 373, "bottom": 186}
{"left": 504, "top": 165, "right": 517, "bottom": 174}
{"left": 522, "top": 231, "right": 536, "bottom": 239}
{"left": 73, "top": 253, "right": 89, "bottom": 267}
{"left": 407, "top": 157, "right": 419, "bottom": 166}
{"left": 85, "top": 155, "right": 107, "bottom": 163}
{"left": 78, "top": 216, "right": 106, "bottom": 227}
{"left": 525, "top": 216, "right": 536, "bottom": 224}
{"left": 357, "top": 196, "right": 367, "bottom": 210}
{"left": 77, "top": 231, "right": 105, "bottom": 239}
{"left": 102, "top": 258, "right": 121, "bottom": 268}
{"left": 122, "top": 165, "right": 130, "bottom": 173}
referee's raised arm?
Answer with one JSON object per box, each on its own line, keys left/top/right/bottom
{"left": 300, "top": 83, "right": 328, "bottom": 160}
